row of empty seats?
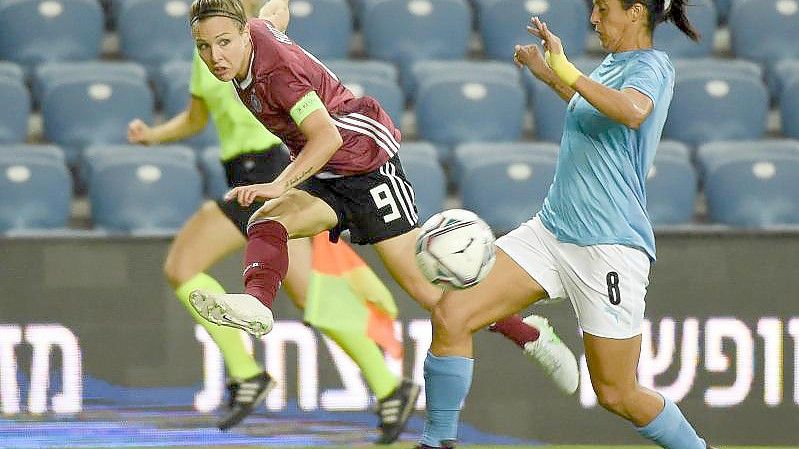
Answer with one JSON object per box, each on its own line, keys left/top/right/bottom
{"left": 1, "top": 0, "right": 797, "bottom": 72}
{"left": 3, "top": 140, "right": 799, "bottom": 234}
{"left": 2, "top": 59, "right": 798, "bottom": 164}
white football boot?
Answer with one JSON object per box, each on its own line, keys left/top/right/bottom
{"left": 522, "top": 314, "right": 579, "bottom": 395}
{"left": 189, "top": 290, "right": 274, "bottom": 338}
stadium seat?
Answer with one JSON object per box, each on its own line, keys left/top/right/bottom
{"left": 0, "top": 62, "right": 23, "bottom": 81}
{"left": 361, "top": 0, "right": 471, "bottom": 83}
{"left": 698, "top": 140, "right": 799, "bottom": 227}
{"left": 523, "top": 58, "right": 603, "bottom": 142}
{"left": 398, "top": 143, "right": 445, "bottom": 222}
{"left": 672, "top": 58, "right": 764, "bottom": 79}
{"left": 653, "top": 0, "right": 716, "bottom": 58}
{"left": 40, "top": 71, "right": 154, "bottom": 165}
{"left": 0, "top": 0, "right": 103, "bottom": 70}
{"left": 33, "top": 61, "right": 148, "bottom": 106}
{"left": 780, "top": 76, "right": 799, "bottom": 140}
{"left": 89, "top": 151, "right": 203, "bottom": 232}
{"left": 118, "top": 0, "right": 194, "bottom": 72}
{"left": 452, "top": 141, "right": 558, "bottom": 181}
{"left": 770, "top": 58, "right": 799, "bottom": 100}
{"left": 338, "top": 76, "right": 404, "bottom": 126}
{"left": 82, "top": 143, "right": 196, "bottom": 186}
{"left": 158, "top": 62, "right": 220, "bottom": 149}
{"left": 729, "top": 0, "right": 799, "bottom": 69}
{"left": 408, "top": 59, "right": 518, "bottom": 102}
{"left": 646, "top": 143, "right": 697, "bottom": 226}
{"left": 479, "top": 0, "right": 589, "bottom": 61}
{"left": 0, "top": 144, "right": 66, "bottom": 164}
{"left": 324, "top": 59, "right": 399, "bottom": 83}
{"left": 199, "top": 146, "right": 230, "bottom": 200}
{"left": 663, "top": 70, "right": 768, "bottom": 147}
{"left": 415, "top": 74, "right": 526, "bottom": 156}
{"left": 0, "top": 77, "right": 30, "bottom": 144}
{"left": 0, "top": 149, "right": 72, "bottom": 232}
{"left": 458, "top": 152, "right": 557, "bottom": 234}
{"left": 287, "top": 0, "right": 352, "bottom": 59}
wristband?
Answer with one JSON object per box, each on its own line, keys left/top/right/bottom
{"left": 545, "top": 50, "right": 582, "bottom": 87}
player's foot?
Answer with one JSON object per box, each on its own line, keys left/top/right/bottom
{"left": 217, "top": 371, "right": 275, "bottom": 430}
{"left": 375, "top": 379, "right": 421, "bottom": 444}
{"left": 414, "top": 440, "right": 456, "bottom": 448}
{"left": 189, "top": 290, "right": 274, "bottom": 337}
{"left": 522, "top": 314, "right": 579, "bottom": 395}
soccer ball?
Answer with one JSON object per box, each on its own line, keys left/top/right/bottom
{"left": 415, "top": 209, "right": 497, "bottom": 289}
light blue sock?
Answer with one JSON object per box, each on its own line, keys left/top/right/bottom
{"left": 636, "top": 397, "right": 706, "bottom": 449}
{"left": 420, "top": 351, "right": 474, "bottom": 447}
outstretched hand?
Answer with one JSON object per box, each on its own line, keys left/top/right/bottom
{"left": 225, "top": 182, "right": 286, "bottom": 207}
{"left": 527, "top": 16, "right": 564, "bottom": 56}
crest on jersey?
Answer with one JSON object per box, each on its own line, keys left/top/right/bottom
{"left": 249, "top": 92, "right": 262, "bottom": 113}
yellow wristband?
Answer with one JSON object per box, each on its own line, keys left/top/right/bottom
{"left": 545, "top": 50, "right": 582, "bottom": 87}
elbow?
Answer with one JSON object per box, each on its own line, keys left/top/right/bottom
{"left": 625, "top": 111, "right": 647, "bottom": 130}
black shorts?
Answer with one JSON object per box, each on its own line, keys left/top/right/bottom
{"left": 216, "top": 145, "right": 291, "bottom": 236}
{"left": 298, "top": 156, "right": 419, "bottom": 245}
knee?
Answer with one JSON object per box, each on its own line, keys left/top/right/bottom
{"left": 593, "top": 382, "right": 632, "bottom": 416}
{"left": 162, "top": 255, "right": 193, "bottom": 288}
{"left": 431, "top": 297, "right": 471, "bottom": 341}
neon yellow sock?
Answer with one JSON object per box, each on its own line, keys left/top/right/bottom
{"left": 176, "top": 273, "right": 262, "bottom": 380}
{"left": 322, "top": 328, "right": 400, "bottom": 400}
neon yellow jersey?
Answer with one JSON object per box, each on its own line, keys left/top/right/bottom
{"left": 189, "top": 50, "right": 282, "bottom": 161}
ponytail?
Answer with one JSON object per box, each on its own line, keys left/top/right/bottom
{"left": 665, "top": 0, "right": 701, "bottom": 42}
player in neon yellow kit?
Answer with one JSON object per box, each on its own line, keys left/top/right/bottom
{"left": 127, "top": 1, "right": 415, "bottom": 440}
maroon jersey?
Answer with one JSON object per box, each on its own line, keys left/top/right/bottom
{"left": 233, "top": 19, "right": 400, "bottom": 176}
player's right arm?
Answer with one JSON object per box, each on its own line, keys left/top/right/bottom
{"left": 127, "top": 96, "right": 209, "bottom": 145}
{"left": 259, "top": 0, "right": 290, "bottom": 33}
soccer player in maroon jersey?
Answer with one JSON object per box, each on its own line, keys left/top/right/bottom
{"left": 186, "top": 0, "right": 579, "bottom": 433}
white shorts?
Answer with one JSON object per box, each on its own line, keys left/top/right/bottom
{"left": 495, "top": 216, "right": 650, "bottom": 339}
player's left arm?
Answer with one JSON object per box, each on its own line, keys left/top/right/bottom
{"left": 574, "top": 81, "right": 653, "bottom": 129}
{"left": 271, "top": 93, "right": 343, "bottom": 191}
{"left": 259, "top": 0, "right": 290, "bottom": 32}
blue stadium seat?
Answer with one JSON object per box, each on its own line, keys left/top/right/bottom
{"left": 698, "top": 140, "right": 799, "bottom": 227}
{"left": 479, "top": 0, "right": 588, "bottom": 61}
{"left": 82, "top": 143, "right": 196, "bottom": 187}
{"left": 199, "top": 146, "right": 229, "bottom": 200}
{"left": 781, "top": 76, "right": 799, "bottom": 140}
{"left": 458, "top": 152, "right": 556, "bottom": 234}
{"left": 770, "top": 58, "right": 799, "bottom": 100}
{"left": 409, "top": 60, "right": 518, "bottom": 102}
{"left": 158, "top": 62, "right": 220, "bottom": 149}
{"left": 33, "top": 61, "right": 148, "bottom": 106}
{"left": 40, "top": 71, "right": 154, "bottom": 165}
{"left": 653, "top": 0, "right": 716, "bottom": 58}
{"left": 337, "top": 76, "right": 404, "bottom": 126}
{"left": 415, "top": 73, "right": 526, "bottom": 156}
{"left": 646, "top": 143, "right": 697, "bottom": 225}
{"left": 0, "top": 62, "right": 24, "bottom": 81}
{"left": 0, "top": 77, "right": 30, "bottom": 144}
{"left": 118, "top": 0, "right": 194, "bottom": 72}
{"left": 324, "top": 59, "right": 399, "bottom": 83}
{"left": 673, "top": 58, "right": 763, "bottom": 79}
{"left": 523, "top": 58, "right": 603, "bottom": 142}
{"left": 0, "top": 144, "right": 66, "bottom": 164}
{"left": 89, "top": 151, "right": 203, "bottom": 232}
{"left": 287, "top": 0, "right": 352, "bottom": 59}
{"left": 452, "top": 141, "right": 558, "bottom": 181}
{"left": 0, "top": 0, "right": 103, "bottom": 70}
{"left": 362, "top": 0, "right": 471, "bottom": 81}
{"left": 398, "top": 143, "right": 445, "bottom": 222}
{"left": 664, "top": 70, "right": 768, "bottom": 147}
{"left": 729, "top": 0, "right": 799, "bottom": 69}
{"left": 0, "top": 148, "right": 71, "bottom": 232}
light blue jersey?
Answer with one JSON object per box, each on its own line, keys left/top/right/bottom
{"left": 538, "top": 49, "right": 674, "bottom": 261}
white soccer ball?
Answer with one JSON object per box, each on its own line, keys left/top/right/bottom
{"left": 415, "top": 209, "right": 497, "bottom": 289}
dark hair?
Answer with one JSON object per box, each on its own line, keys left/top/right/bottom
{"left": 190, "top": 0, "right": 246, "bottom": 29}
{"left": 622, "top": 0, "right": 701, "bottom": 42}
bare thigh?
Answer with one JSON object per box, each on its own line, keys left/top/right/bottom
{"left": 431, "top": 249, "right": 549, "bottom": 356}
{"left": 163, "top": 201, "right": 245, "bottom": 287}
{"left": 248, "top": 189, "right": 338, "bottom": 238}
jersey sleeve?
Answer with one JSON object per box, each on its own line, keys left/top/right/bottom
{"left": 189, "top": 50, "right": 205, "bottom": 98}
{"left": 621, "top": 55, "right": 670, "bottom": 105}
{"left": 264, "top": 63, "right": 321, "bottom": 124}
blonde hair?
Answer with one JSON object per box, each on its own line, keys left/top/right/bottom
{"left": 190, "top": 0, "right": 246, "bottom": 29}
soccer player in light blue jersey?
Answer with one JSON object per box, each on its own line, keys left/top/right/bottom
{"left": 416, "top": 1, "right": 717, "bottom": 448}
